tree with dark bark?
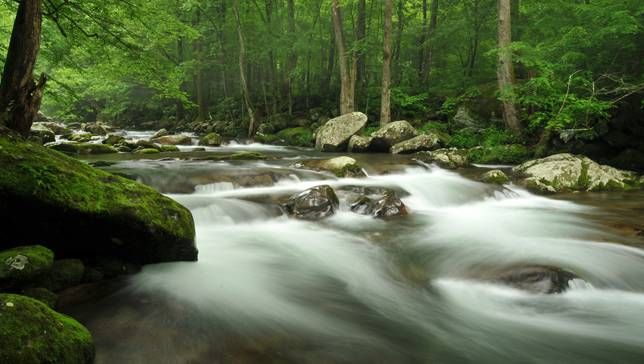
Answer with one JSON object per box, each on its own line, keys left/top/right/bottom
{"left": 0, "top": 0, "right": 46, "bottom": 136}
{"left": 331, "top": 0, "right": 356, "bottom": 115}
{"left": 497, "top": 0, "right": 521, "bottom": 135}
{"left": 233, "top": 0, "right": 256, "bottom": 138}
{"left": 380, "top": 0, "right": 393, "bottom": 126}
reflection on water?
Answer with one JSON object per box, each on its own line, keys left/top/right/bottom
{"left": 64, "top": 152, "right": 644, "bottom": 364}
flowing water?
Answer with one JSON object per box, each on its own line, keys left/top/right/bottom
{"left": 65, "top": 141, "right": 644, "bottom": 364}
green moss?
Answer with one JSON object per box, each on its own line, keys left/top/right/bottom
{"left": 21, "top": 288, "right": 58, "bottom": 308}
{"left": 0, "top": 136, "right": 196, "bottom": 263}
{"left": 468, "top": 144, "right": 532, "bottom": 164}
{"left": 449, "top": 128, "right": 484, "bottom": 148}
{"left": 199, "top": 132, "right": 223, "bottom": 146}
{"left": 361, "top": 125, "right": 380, "bottom": 137}
{"left": 135, "top": 148, "right": 161, "bottom": 154}
{"left": 49, "top": 142, "right": 117, "bottom": 155}
{"left": 577, "top": 162, "right": 591, "bottom": 190}
{"left": 40, "top": 260, "right": 85, "bottom": 292}
{"left": 419, "top": 122, "right": 451, "bottom": 143}
{"left": 0, "top": 294, "right": 94, "bottom": 364}
{"left": 276, "top": 127, "right": 314, "bottom": 147}
{"left": 158, "top": 145, "right": 179, "bottom": 152}
{"left": 255, "top": 133, "right": 280, "bottom": 144}
{"left": 0, "top": 246, "right": 54, "bottom": 290}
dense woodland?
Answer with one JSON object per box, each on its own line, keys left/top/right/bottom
{"left": 0, "top": 0, "right": 642, "bottom": 163}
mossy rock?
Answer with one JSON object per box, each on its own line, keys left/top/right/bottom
{"left": 199, "top": 132, "right": 223, "bottom": 147}
{"left": 0, "top": 246, "right": 54, "bottom": 290}
{"left": 67, "top": 134, "right": 92, "bottom": 143}
{"left": 295, "top": 156, "right": 366, "bottom": 178}
{"left": 479, "top": 169, "right": 510, "bottom": 185}
{"left": 468, "top": 144, "right": 532, "bottom": 165}
{"left": 48, "top": 142, "right": 117, "bottom": 155}
{"left": 0, "top": 136, "right": 197, "bottom": 264}
{"left": 158, "top": 145, "right": 180, "bottom": 152}
{"left": 39, "top": 259, "right": 85, "bottom": 292}
{"left": 21, "top": 288, "right": 58, "bottom": 308}
{"left": 276, "top": 127, "right": 314, "bottom": 147}
{"left": 0, "top": 294, "right": 94, "bottom": 364}
{"left": 135, "top": 148, "right": 161, "bottom": 155}
{"left": 195, "top": 151, "right": 272, "bottom": 161}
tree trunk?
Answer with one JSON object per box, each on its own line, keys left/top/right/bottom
{"left": 331, "top": 0, "right": 355, "bottom": 115}
{"left": 497, "top": 0, "right": 521, "bottom": 135}
{"left": 380, "top": 0, "right": 393, "bottom": 126}
{"left": 356, "top": 0, "right": 366, "bottom": 105}
{"left": 192, "top": 12, "right": 208, "bottom": 122}
{"left": 286, "top": 0, "right": 297, "bottom": 116}
{"left": 175, "top": 38, "right": 185, "bottom": 123}
{"left": 233, "top": 0, "right": 256, "bottom": 137}
{"left": 0, "top": 0, "right": 46, "bottom": 136}
{"left": 393, "top": 0, "right": 404, "bottom": 86}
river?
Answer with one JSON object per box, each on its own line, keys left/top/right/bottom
{"left": 63, "top": 134, "right": 644, "bottom": 363}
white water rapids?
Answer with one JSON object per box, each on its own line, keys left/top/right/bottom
{"left": 67, "top": 159, "right": 644, "bottom": 363}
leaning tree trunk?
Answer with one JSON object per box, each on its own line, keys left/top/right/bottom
{"left": 497, "top": 0, "right": 521, "bottom": 136}
{"left": 380, "top": 0, "right": 393, "bottom": 126}
{"left": 0, "top": 0, "right": 46, "bottom": 136}
{"left": 331, "top": 0, "right": 355, "bottom": 115}
{"left": 233, "top": 0, "right": 256, "bottom": 138}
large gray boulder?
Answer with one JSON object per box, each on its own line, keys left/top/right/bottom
{"left": 315, "top": 112, "right": 368, "bottom": 152}
{"left": 370, "top": 120, "right": 418, "bottom": 152}
{"left": 294, "top": 156, "right": 366, "bottom": 178}
{"left": 152, "top": 134, "right": 193, "bottom": 145}
{"left": 513, "top": 153, "right": 641, "bottom": 194}
{"left": 391, "top": 133, "right": 441, "bottom": 154}
{"left": 29, "top": 123, "right": 56, "bottom": 144}
{"left": 415, "top": 148, "right": 470, "bottom": 169}
{"left": 348, "top": 135, "right": 373, "bottom": 153}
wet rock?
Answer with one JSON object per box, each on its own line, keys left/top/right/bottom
{"left": 68, "top": 133, "right": 93, "bottom": 143}
{"left": 29, "top": 123, "right": 55, "bottom": 144}
{"left": 373, "top": 192, "right": 408, "bottom": 218}
{"left": 136, "top": 139, "right": 158, "bottom": 149}
{"left": 348, "top": 135, "right": 374, "bottom": 153}
{"left": 82, "top": 122, "right": 109, "bottom": 136}
{"left": 21, "top": 287, "right": 58, "bottom": 308}
{"left": 39, "top": 259, "right": 85, "bottom": 292}
{"left": 0, "top": 245, "right": 54, "bottom": 290}
{"left": 102, "top": 134, "right": 125, "bottom": 146}
{"left": 194, "top": 151, "right": 272, "bottom": 161}
{"left": 158, "top": 145, "right": 180, "bottom": 152}
{"left": 0, "top": 294, "right": 95, "bottom": 364}
{"left": 47, "top": 142, "right": 118, "bottom": 155}
{"left": 199, "top": 132, "right": 223, "bottom": 147}
{"left": 370, "top": 120, "right": 419, "bottom": 151}
{"left": 152, "top": 134, "right": 192, "bottom": 145}
{"left": 513, "top": 153, "right": 641, "bottom": 193}
{"left": 295, "top": 156, "right": 366, "bottom": 178}
{"left": 32, "top": 121, "right": 71, "bottom": 136}
{"left": 391, "top": 133, "right": 441, "bottom": 154}
{"left": 315, "top": 112, "right": 368, "bottom": 152}
{"left": 350, "top": 196, "right": 376, "bottom": 215}
{"left": 479, "top": 170, "right": 509, "bottom": 185}
{"left": 415, "top": 148, "right": 470, "bottom": 169}
{"left": 0, "top": 137, "right": 197, "bottom": 265}
{"left": 135, "top": 148, "right": 161, "bottom": 155}
{"left": 283, "top": 185, "right": 339, "bottom": 220}
{"left": 151, "top": 128, "right": 169, "bottom": 139}
{"left": 491, "top": 265, "right": 580, "bottom": 294}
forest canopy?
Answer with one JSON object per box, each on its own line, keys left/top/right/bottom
{"left": 0, "top": 0, "right": 641, "bottom": 138}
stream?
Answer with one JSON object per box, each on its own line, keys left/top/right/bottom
{"left": 63, "top": 134, "right": 644, "bottom": 363}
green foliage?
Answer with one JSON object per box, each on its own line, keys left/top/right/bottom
{"left": 391, "top": 88, "right": 428, "bottom": 116}
{"left": 450, "top": 127, "right": 519, "bottom": 149}
{"left": 468, "top": 145, "right": 533, "bottom": 164}
{"left": 276, "top": 127, "right": 314, "bottom": 147}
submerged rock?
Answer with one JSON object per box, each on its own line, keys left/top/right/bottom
{"left": 350, "top": 196, "right": 376, "bottom": 215}
{"left": 415, "top": 148, "right": 470, "bottom": 169}
{"left": 489, "top": 266, "right": 581, "bottom": 294}
{"left": 513, "top": 153, "right": 641, "bottom": 193}
{"left": 391, "top": 133, "right": 441, "bottom": 154}
{"left": 283, "top": 185, "right": 339, "bottom": 220}
{"left": 373, "top": 192, "right": 408, "bottom": 218}
{"left": 315, "top": 112, "right": 368, "bottom": 152}
{"left": 479, "top": 170, "right": 510, "bottom": 185}
{"left": 199, "top": 132, "right": 223, "bottom": 147}
{"left": 0, "top": 294, "right": 94, "bottom": 364}
{"left": 370, "top": 120, "right": 419, "bottom": 152}
{"left": 0, "top": 245, "right": 54, "bottom": 290}
{"left": 295, "top": 156, "right": 366, "bottom": 178}
{"left": 0, "top": 136, "right": 197, "bottom": 264}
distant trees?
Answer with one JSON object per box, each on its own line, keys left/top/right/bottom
{"left": 380, "top": 0, "right": 393, "bottom": 126}
{"left": 496, "top": 0, "right": 521, "bottom": 135}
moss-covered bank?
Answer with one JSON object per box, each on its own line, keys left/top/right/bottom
{"left": 0, "top": 135, "right": 197, "bottom": 264}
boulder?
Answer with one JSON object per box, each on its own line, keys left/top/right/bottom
{"left": 151, "top": 128, "right": 169, "bottom": 139}
{"left": 29, "top": 124, "right": 55, "bottom": 144}
{"left": 370, "top": 120, "right": 419, "bottom": 151}
{"left": 315, "top": 112, "right": 368, "bottom": 152}
{"left": 39, "top": 259, "right": 85, "bottom": 292}
{"left": 479, "top": 170, "right": 509, "bottom": 185}
{"left": 136, "top": 139, "right": 158, "bottom": 149}
{"left": 513, "top": 153, "right": 641, "bottom": 193}
{"left": 102, "top": 134, "right": 125, "bottom": 146}
{"left": 32, "top": 122, "right": 71, "bottom": 136}
{"left": 199, "top": 132, "right": 223, "bottom": 147}
{"left": 294, "top": 156, "right": 366, "bottom": 178}
{"left": 350, "top": 196, "right": 376, "bottom": 215}
{"left": 0, "top": 294, "right": 94, "bottom": 364}
{"left": 158, "top": 145, "right": 180, "bottom": 152}
{"left": 348, "top": 135, "right": 374, "bottom": 153}
{"left": 373, "top": 192, "right": 408, "bottom": 218}
{"left": 416, "top": 148, "right": 470, "bottom": 169}
{"left": 135, "top": 148, "right": 161, "bottom": 155}
{"left": 0, "top": 136, "right": 197, "bottom": 264}
{"left": 152, "top": 134, "right": 192, "bottom": 145}
{"left": 0, "top": 246, "right": 54, "bottom": 290}
{"left": 391, "top": 133, "right": 441, "bottom": 154}
{"left": 82, "top": 122, "right": 108, "bottom": 136}
{"left": 47, "top": 142, "right": 118, "bottom": 155}
{"left": 21, "top": 287, "right": 58, "bottom": 308}
{"left": 68, "top": 133, "right": 93, "bottom": 143}
{"left": 283, "top": 185, "right": 339, "bottom": 220}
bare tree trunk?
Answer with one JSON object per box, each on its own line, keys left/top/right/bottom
{"left": 393, "top": 0, "right": 404, "bottom": 86}
{"left": 418, "top": 0, "right": 428, "bottom": 79}
{"left": 380, "top": 0, "right": 393, "bottom": 126}
{"left": 0, "top": 0, "right": 46, "bottom": 136}
{"left": 497, "top": 0, "right": 521, "bottom": 135}
{"left": 233, "top": 0, "right": 256, "bottom": 137}
{"left": 331, "top": 0, "right": 355, "bottom": 115}
{"left": 286, "top": 0, "right": 297, "bottom": 116}
{"left": 425, "top": 0, "right": 438, "bottom": 82}
{"left": 356, "top": 0, "right": 366, "bottom": 106}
